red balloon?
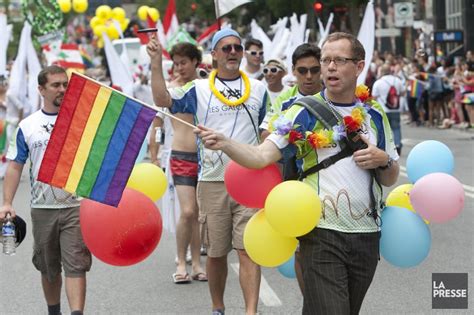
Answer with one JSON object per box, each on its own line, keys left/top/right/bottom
{"left": 80, "top": 188, "right": 163, "bottom": 266}
{"left": 224, "top": 162, "right": 282, "bottom": 208}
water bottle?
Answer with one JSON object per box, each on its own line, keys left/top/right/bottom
{"left": 2, "top": 218, "right": 16, "bottom": 256}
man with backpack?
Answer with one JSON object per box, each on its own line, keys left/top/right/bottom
{"left": 372, "top": 64, "right": 405, "bottom": 155}
{"left": 195, "top": 32, "right": 399, "bottom": 315}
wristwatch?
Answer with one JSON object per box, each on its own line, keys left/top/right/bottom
{"left": 379, "top": 155, "right": 394, "bottom": 170}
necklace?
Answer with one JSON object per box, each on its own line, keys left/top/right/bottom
{"left": 209, "top": 70, "right": 250, "bottom": 107}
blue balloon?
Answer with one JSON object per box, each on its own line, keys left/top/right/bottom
{"left": 277, "top": 254, "right": 296, "bottom": 278}
{"left": 406, "top": 140, "right": 454, "bottom": 183}
{"left": 380, "top": 206, "right": 431, "bottom": 268}
{"left": 135, "top": 139, "right": 148, "bottom": 164}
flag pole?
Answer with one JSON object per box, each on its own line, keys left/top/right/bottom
{"left": 214, "top": 0, "right": 221, "bottom": 30}
{"left": 70, "top": 71, "right": 196, "bottom": 129}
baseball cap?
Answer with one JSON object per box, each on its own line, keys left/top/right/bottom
{"left": 14, "top": 215, "right": 27, "bottom": 246}
{"left": 265, "top": 59, "right": 287, "bottom": 73}
{"left": 211, "top": 28, "right": 242, "bottom": 50}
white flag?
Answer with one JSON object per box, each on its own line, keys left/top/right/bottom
{"left": 0, "top": 13, "right": 12, "bottom": 77}
{"left": 215, "top": 0, "right": 252, "bottom": 18}
{"left": 357, "top": 0, "right": 375, "bottom": 85}
{"left": 102, "top": 33, "right": 134, "bottom": 97}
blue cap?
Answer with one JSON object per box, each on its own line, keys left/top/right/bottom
{"left": 211, "top": 28, "right": 242, "bottom": 50}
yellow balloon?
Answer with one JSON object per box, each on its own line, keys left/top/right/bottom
{"left": 96, "top": 38, "right": 104, "bottom": 49}
{"left": 112, "top": 7, "right": 126, "bottom": 22}
{"left": 96, "top": 5, "right": 112, "bottom": 20}
{"left": 148, "top": 8, "right": 160, "bottom": 22}
{"left": 120, "top": 18, "right": 130, "bottom": 31}
{"left": 57, "top": 0, "right": 72, "bottom": 13}
{"left": 93, "top": 24, "right": 107, "bottom": 37}
{"left": 137, "top": 5, "right": 150, "bottom": 21}
{"left": 265, "top": 181, "right": 321, "bottom": 237}
{"left": 72, "top": 0, "right": 88, "bottom": 13}
{"left": 127, "top": 163, "right": 167, "bottom": 202}
{"left": 386, "top": 184, "right": 429, "bottom": 224}
{"left": 106, "top": 23, "right": 120, "bottom": 39}
{"left": 243, "top": 210, "right": 298, "bottom": 267}
{"left": 89, "top": 16, "right": 103, "bottom": 29}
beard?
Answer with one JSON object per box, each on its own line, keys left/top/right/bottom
{"left": 53, "top": 96, "right": 63, "bottom": 107}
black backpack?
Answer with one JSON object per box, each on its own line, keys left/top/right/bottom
{"left": 385, "top": 79, "right": 400, "bottom": 110}
{"left": 282, "top": 96, "right": 382, "bottom": 222}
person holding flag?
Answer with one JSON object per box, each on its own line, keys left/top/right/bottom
{"left": 147, "top": 27, "right": 268, "bottom": 315}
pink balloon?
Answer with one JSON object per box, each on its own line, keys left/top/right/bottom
{"left": 224, "top": 162, "right": 282, "bottom": 208}
{"left": 410, "top": 173, "right": 465, "bottom": 223}
{"left": 80, "top": 188, "right": 163, "bottom": 266}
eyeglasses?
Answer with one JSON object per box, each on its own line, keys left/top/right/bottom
{"left": 246, "top": 50, "right": 264, "bottom": 57}
{"left": 295, "top": 66, "right": 321, "bottom": 75}
{"left": 263, "top": 67, "right": 282, "bottom": 74}
{"left": 320, "top": 57, "right": 359, "bottom": 66}
{"left": 220, "top": 44, "right": 244, "bottom": 54}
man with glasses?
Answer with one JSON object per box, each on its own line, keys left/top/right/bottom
{"left": 147, "top": 28, "right": 268, "bottom": 315}
{"left": 195, "top": 32, "right": 399, "bottom": 314}
{"left": 242, "top": 38, "right": 264, "bottom": 80}
{"left": 263, "top": 59, "right": 289, "bottom": 103}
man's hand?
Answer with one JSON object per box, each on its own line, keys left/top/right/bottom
{"left": 146, "top": 33, "right": 163, "bottom": 63}
{"left": 0, "top": 205, "right": 16, "bottom": 222}
{"left": 194, "top": 125, "right": 228, "bottom": 151}
{"left": 352, "top": 136, "right": 389, "bottom": 170}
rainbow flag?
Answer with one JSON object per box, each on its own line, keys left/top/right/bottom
{"left": 38, "top": 73, "right": 157, "bottom": 206}
{"left": 409, "top": 79, "right": 423, "bottom": 99}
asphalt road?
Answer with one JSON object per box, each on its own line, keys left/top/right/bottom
{"left": 0, "top": 123, "right": 472, "bottom": 314}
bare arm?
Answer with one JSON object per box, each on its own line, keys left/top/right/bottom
{"left": 149, "top": 116, "right": 164, "bottom": 166}
{"left": 195, "top": 125, "right": 282, "bottom": 169}
{"left": 0, "top": 161, "right": 24, "bottom": 220}
{"left": 146, "top": 33, "right": 172, "bottom": 108}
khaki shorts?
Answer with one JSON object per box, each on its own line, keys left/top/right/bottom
{"left": 197, "top": 181, "right": 256, "bottom": 258}
{"left": 31, "top": 207, "right": 92, "bottom": 282}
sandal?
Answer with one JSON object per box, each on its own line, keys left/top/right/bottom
{"left": 191, "top": 272, "right": 208, "bottom": 282}
{"left": 172, "top": 272, "right": 191, "bottom": 284}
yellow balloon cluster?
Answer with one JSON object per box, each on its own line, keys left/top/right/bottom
{"left": 243, "top": 210, "right": 298, "bottom": 267}
{"left": 127, "top": 163, "right": 168, "bottom": 202}
{"left": 90, "top": 5, "right": 130, "bottom": 48}
{"left": 57, "top": 0, "right": 88, "bottom": 14}
{"left": 243, "top": 180, "right": 322, "bottom": 267}
{"left": 137, "top": 5, "right": 160, "bottom": 22}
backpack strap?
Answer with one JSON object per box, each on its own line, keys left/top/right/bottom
{"left": 290, "top": 96, "right": 356, "bottom": 180}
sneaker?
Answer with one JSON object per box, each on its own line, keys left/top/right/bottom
{"left": 211, "top": 309, "right": 225, "bottom": 315}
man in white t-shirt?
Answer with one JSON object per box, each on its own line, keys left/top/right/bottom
{"left": 241, "top": 38, "right": 264, "bottom": 80}
{"left": 0, "top": 65, "right": 91, "bottom": 315}
{"left": 372, "top": 64, "right": 405, "bottom": 154}
{"left": 148, "top": 28, "right": 269, "bottom": 315}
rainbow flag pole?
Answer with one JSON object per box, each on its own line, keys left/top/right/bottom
{"left": 37, "top": 72, "right": 191, "bottom": 206}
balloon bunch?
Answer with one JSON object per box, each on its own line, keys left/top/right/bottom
{"left": 57, "top": 0, "right": 88, "bottom": 14}
{"left": 137, "top": 5, "right": 160, "bottom": 22}
{"left": 90, "top": 5, "right": 130, "bottom": 48}
{"left": 79, "top": 162, "right": 167, "bottom": 266}
{"left": 21, "top": 0, "right": 64, "bottom": 36}
{"left": 381, "top": 140, "right": 465, "bottom": 268}
{"left": 224, "top": 162, "right": 321, "bottom": 268}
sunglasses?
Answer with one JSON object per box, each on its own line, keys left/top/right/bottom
{"left": 295, "top": 66, "right": 321, "bottom": 75}
{"left": 220, "top": 44, "right": 244, "bottom": 54}
{"left": 247, "top": 50, "right": 264, "bottom": 57}
{"left": 263, "top": 67, "right": 282, "bottom": 74}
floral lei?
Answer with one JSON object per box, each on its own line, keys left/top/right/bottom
{"left": 269, "top": 85, "right": 373, "bottom": 150}
{"left": 209, "top": 70, "right": 251, "bottom": 107}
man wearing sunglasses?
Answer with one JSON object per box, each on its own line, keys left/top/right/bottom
{"left": 195, "top": 32, "right": 399, "bottom": 315}
{"left": 263, "top": 59, "right": 289, "bottom": 103}
{"left": 147, "top": 28, "right": 268, "bottom": 315}
{"left": 242, "top": 38, "right": 264, "bottom": 80}
{"left": 261, "top": 44, "right": 322, "bottom": 140}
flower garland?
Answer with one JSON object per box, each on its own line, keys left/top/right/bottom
{"left": 270, "top": 85, "right": 372, "bottom": 150}
{"left": 209, "top": 70, "right": 251, "bottom": 107}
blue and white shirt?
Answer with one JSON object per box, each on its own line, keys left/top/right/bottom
{"left": 6, "top": 110, "right": 80, "bottom": 209}
{"left": 169, "top": 77, "right": 269, "bottom": 181}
